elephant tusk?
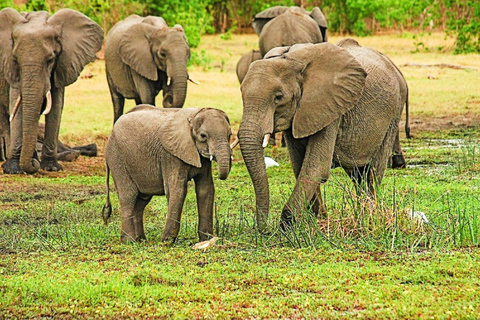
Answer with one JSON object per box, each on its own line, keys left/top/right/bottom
{"left": 230, "top": 136, "right": 239, "bottom": 149}
{"left": 9, "top": 95, "right": 22, "bottom": 122}
{"left": 210, "top": 155, "right": 214, "bottom": 161}
{"left": 167, "top": 77, "right": 171, "bottom": 86}
{"left": 43, "top": 91, "right": 52, "bottom": 115}
{"left": 262, "top": 133, "right": 271, "bottom": 148}
{"left": 188, "top": 77, "right": 200, "bottom": 85}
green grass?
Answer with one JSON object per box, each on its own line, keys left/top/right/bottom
{"left": 1, "top": 33, "right": 480, "bottom": 318}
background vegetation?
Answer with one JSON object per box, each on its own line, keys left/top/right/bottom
{"left": 1, "top": 0, "right": 479, "bottom": 52}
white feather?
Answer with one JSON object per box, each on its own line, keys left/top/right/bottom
{"left": 264, "top": 157, "right": 279, "bottom": 168}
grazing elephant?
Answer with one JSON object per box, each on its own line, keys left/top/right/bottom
{"left": 238, "top": 39, "right": 408, "bottom": 230}
{"left": 105, "top": 15, "right": 191, "bottom": 123}
{"left": 236, "top": 50, "right": 262, "bottom": 84}
{"left": 253, "top": 6, "right": 328, "bottom": 57}
{"left": 103, "top": 105, "right": 234, "bottom": 243}
{"left": 0, "top": 8, "right": 103, "bottom": 174}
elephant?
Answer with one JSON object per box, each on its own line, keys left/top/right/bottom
{"left": 236, "top": 50, "right": 262, "bottom": 84}
{"left": 105, "top": 15, "right": 191, "bottom": 123}
{"left": 238, "top": 39, "right": 408, "bottom": 230}
{"left": 35, "top": 123, "right": 97, "bottom": 162}
{"left": 253, "top": 6, "right": 328, "bottom": 57}
{"left": 102, "top": 105, "right": 234, "bottom": 243}
{"left": 0, "top": 8, "right": 103, "bottom": 174}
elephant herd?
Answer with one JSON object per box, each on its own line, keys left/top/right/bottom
{"left": 0, "top": 6, "right": 411, "bottom": 242}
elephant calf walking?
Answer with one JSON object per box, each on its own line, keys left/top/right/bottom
{"left": 103, "top": 105, "right": 233, "bottom": 243}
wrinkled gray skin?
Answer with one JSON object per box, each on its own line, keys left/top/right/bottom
{"left": 236, "top": 50, "right": 262, "bottom": 84}
{"left": 253, "top": 6, "right": 328, "bottom": 57}
{"left": 103, "top": 106, "right": 232, "bottom": 243}
{"left": 105, "top": 15, "right": 191, "bottom": 123}
{"left": 239, "top": 40, "right": 407, "bottom": 230}
{"left": 236, "top": 6, "right": 328, "bottom": 85}
{"left": 0, "top": 8, "right": 103, "bottom": 174}
{"left": 237, "top": 6, "right": 328, "bottom": 147}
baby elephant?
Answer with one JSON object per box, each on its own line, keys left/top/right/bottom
{"left": 103, "top": 105, "right": 234, "bottom": 243}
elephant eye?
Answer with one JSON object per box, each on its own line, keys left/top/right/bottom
{"left": 200, "top": 132, "right": 207, "bottom": 140}
{"left": 159, "top": 51, "right": 167, "bottom": 59}
{"left": 274, "top": 92, "right": 284, "bottom": 103}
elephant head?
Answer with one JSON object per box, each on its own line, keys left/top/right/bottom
{"left": 253, "top": 6, "right": 328, "bottom": 42}
{"left": 159, "top": 108, "right": 232, "bottom": 180}
{"left": 0, "top": 8, "right": 103, "bottom": 174}
{"left": 238, "top": 43, "right": 366, "bottom": 229}
{"left": 119, "top": 18, "right": 190, "bottom": 109}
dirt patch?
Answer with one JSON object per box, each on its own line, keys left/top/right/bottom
{"left": 0, "top": 178, "right": 104, "bottom": 210}
{"left": 401, "top": 113, "right": 480, "bottom": 137}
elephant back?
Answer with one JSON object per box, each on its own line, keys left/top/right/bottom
{"left": 259, "top": 9, "right": 323, "bottom": 56}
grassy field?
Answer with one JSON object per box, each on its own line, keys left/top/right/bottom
{"left": 1, "top": 32, "right": 480, "bottom": 318}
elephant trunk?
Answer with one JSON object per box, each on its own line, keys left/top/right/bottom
{"left": 164, "top": 61, "right": 188, "bottom": 108}
{"left": 19, "top": 67, "right": 45, "bottom": 174}
{"left": 214, "top": 142, "right": 231, "bottom": 180}
{"left": 238, "top": 121, "right": 269, "bottom": 231}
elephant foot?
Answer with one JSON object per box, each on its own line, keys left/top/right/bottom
{"left": 57, "top": 150, "right": 80, "bottom": 162}
{"left": 391, "top": 154, "right": 406, "bottom": 169}
{"left": 280, "top": 209, "right": 295, "bottom": 231}
{"left": 40, "top": 158, "right": 63, "bottom": 172}
{"left": 121, "top": 232, "right": 146, "bottom": 243}
{"left": 2, "top": 158, "right": 23, "bottom": 174}
{"left": 72, "top": 143, "right": 97, "bottom": 157}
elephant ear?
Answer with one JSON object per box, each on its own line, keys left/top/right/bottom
{"left": 119, "top": 22, "right": 162, "bottom": 81}
{"left": 288, "top": 43, "right": 367, "bottom": 139}
{"left": 48, "top": 9, "right": 104, "bottom": 88}
{"left": 158, "top": 108, "right": 202, "bottom": 168}
{"left": 0, "top": 8, "right": 26, "bottom": 87}
{"left": 252, "top": 6, "right": 290, "bottom": 35}
{"left": 309, "top": 7, "right": 328, "bottom": 41}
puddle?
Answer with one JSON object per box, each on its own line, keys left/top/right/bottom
{"left": 403, "top": 138, "right": 475, "bottom": 150}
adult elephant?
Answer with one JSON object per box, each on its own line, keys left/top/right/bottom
{"left": 0, "top": 8, "right": 103, "bottom": 174}
{"left": 253, "top": 6, "right": 328, "bottom": 57}
{"left": 236, "top": 6, "right": 328, "bottom": 85}
{"left": 105, "top": 15, "right": 191, "bottom": 123}
{"left": 238, "top": 40, "right": 408, "bottom": 230}
{"left": 236, "top": 50, "right": 262, "bottom": 84}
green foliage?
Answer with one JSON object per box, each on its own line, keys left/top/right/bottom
{"left": 147, "top": 0, "right": 214, "bottom": 48}
{"left": 445, "top": 0, "right": 480, "bottom": 53}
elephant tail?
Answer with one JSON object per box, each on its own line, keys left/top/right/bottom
{"left": 102, "top": 164, "right": 112, "bottom": 226}
{"left": 405, "top": 86, "right": 411, "bottom": 139}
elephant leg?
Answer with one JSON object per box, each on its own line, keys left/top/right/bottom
{"left": 132, "top": 71, "right": 156, "bottom": 106}
{"left": 41, "top": 87, "right": 64, "bottom": 171}
{"left": 3, "top": 88, "right": 23, "bottom": 174}
{"left": 132, "top": 194, "right": 152, "bottom": 241}
{"left": 194, "top": 169, "right": 215, "bottom": 241}
{"left": 284, "top": 129, "right": 324, "bottom": 218}
{"left": 347, "top": 165, "right": 375, "bottom": 197}
{"left": 161, "top": 171, "right": 188, "bottom": 242}
{"left": 71, "top": 144, "right": 97, "bottom": 157}
{"left": 390, "top": 131, "right": 406, "bottom": 169}
{"left": 363, "top": 121, "right": 400, "bottom": 197}
{"left": 107, "top": 74, "right": 125, "bottom": 123}
{"left": 119, "top": 192, "right": 138, "bottom": 243}
{"left": 281, "top": 123, "right": 338, "bottom": 227}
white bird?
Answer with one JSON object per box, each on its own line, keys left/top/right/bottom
{"left": 264, "top": 157, "right": 279, "bottom": 168}
{"left": 406, "top": 209, "right": 429, "bottom": 224}
{"left": 192, "top": 236, "right": 220, "bottom": 252}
